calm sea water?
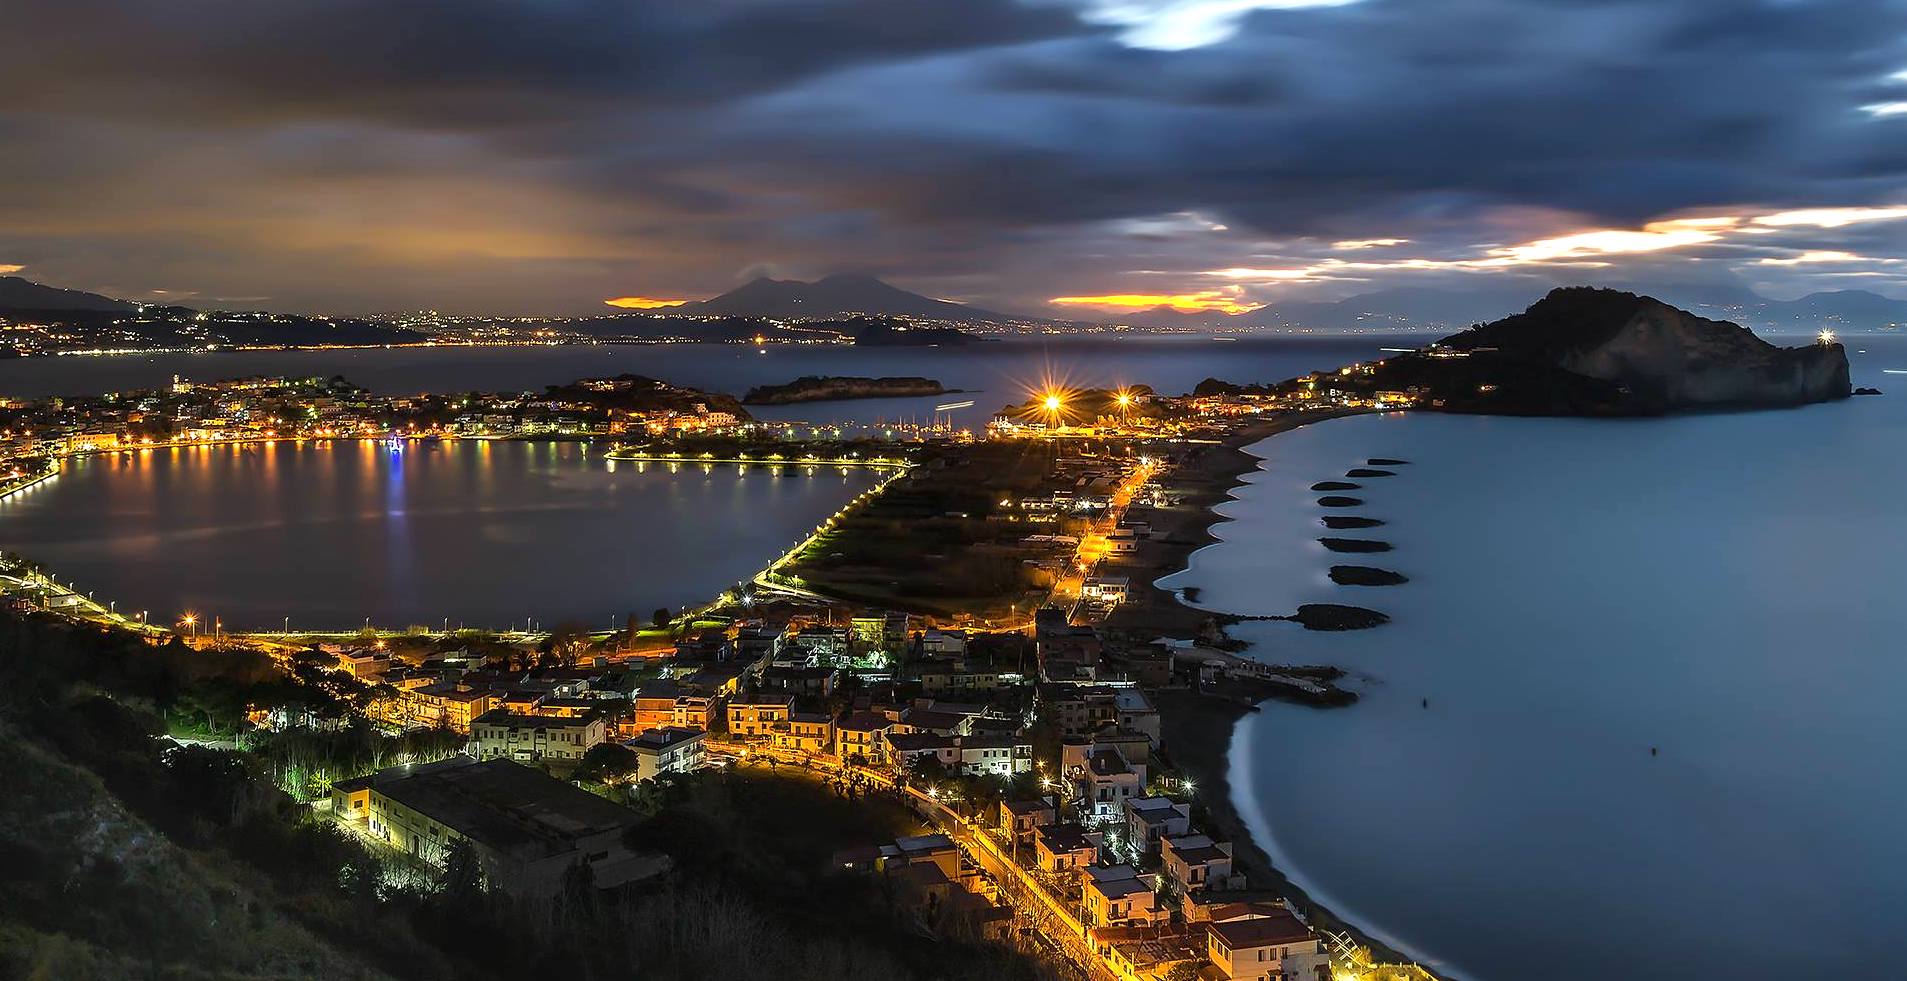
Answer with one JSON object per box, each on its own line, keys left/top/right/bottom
{"left": 0, "top": 440, "right": 880, "bottom": 631}
{"left": 0, "top": 335, "right": 1431, "bottom": 429}
{"left": 1163, "top": 337, "right": 1907, "bottom": 980}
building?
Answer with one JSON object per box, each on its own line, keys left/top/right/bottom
{"left": 1090, "top": 924, "right": 1204, "bottom": 981}
{"left": 625, "top": 726, "right": 707, "bottom": 782}
{"left": 771, "top": 711, "right": 834, "bottom": 754}
{"left": 1082, "top": 867, "right": 1162, "bottom": 928}
{"left": 628, "top": 683, "right": 684, "bottom": 734}
{"left": 470, "top": 710, "right": 605, "bottom": 764}
{"left": 1125, "top": 797, "right": 1193, "bottom": 851}
{"left": 999, "top": 798, "right": 1058, "bottom": 840}
{"left": 1069, "top": 745, "right": 1146, "bottom": 823}
{"left": 834, "top": 710, "right": 894, "bottom": 765}
{"left": 726, "top": 698, "right": 792, "bottom": 738}
{"left": 382, "top": 683, "right": 494, "bottom": 732}
{"left": 954, "top": 733, "right": 1034, "bottom": 777}
{"left": 330, "top": 756, "right": 668, "bottom": 898}
{"left": 919, "top": 629, "right": 969, "bottom": 658}
{"left": 1033, "top": 822, "right": 1101, "bottom": 873}
{"left": 887, "top": 732, "right": 1034, "bottom": 777}
{"left": 1080, "top": 575, "right": 1130, "bottom": 604}
{"left": 881, "top": 833, "right": 961, "bottom": 879}
{"left": 887, "top": 731, "right": 961, "bottom": 772}
{"left": 1162, "top": 834, "right": 1237, "bottom": 894}
{"left": 918, "top": 665, "right": 1007, "bottom": 695}
{"left": 1205, "top": 910, "right": 1324, "bottom": 981}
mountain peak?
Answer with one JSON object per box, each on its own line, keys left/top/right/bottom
{"left": 686, "top": 274, "right": 1005, "bottom": 323}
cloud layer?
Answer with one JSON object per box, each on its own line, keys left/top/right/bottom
{"left": 3, "top": 0, "right": 1906, "bottom": 315}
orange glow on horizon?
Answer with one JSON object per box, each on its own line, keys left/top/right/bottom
{"left": 1048, "top": 291, "right": 1261, "bottom": 315}
{"left": 604, "top": 296, "right": 689, "bottom": 310}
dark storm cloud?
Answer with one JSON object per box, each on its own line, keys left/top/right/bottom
{"left": 2, "top": 0, "right": 1906, "bottom": 314}
{"left": 1, "top": 0, "right": 1090, "bottom": 126}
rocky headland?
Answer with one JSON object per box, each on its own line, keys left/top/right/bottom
{"left": 1226, "top": 287, "right": 1852, "bottom": 415}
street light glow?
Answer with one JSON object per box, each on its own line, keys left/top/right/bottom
{"left": 1043, "top": 394, "right": 1062, "bottom": 412}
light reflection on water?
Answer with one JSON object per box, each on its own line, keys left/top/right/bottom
{"left": 0, "top": 439, "right": 879, "bottom": 631}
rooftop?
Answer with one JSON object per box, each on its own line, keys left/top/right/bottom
{"left": 1208, "top": 912, "right": 1312, "bottom": 949}
{"left": 473, "top": 709, "right": 597, "bottom": 729}
{"left": 627, "top": 726, "right": 704, "bottom": 751}
{"left": 1088, "top": 876, "right": 1155, "bottom": 900}
{"left": 344, "top": 756, "right": 640, "bottom": 859}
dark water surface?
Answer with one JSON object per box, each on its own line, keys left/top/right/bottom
{"left": 0, "top": 440, "right": 880, "bottom": 631}
{"left": 0, "top": 335, "right": 1434, "bottom": 429}
{"left": 1163, "top": 336, "right": 1907, "bottom": 980}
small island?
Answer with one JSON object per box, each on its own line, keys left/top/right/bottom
{"left": 1317, "top": 496, "right": 1364, "bottom": 508}
{"left": 741, "top": 375, "right": 948, "bottom": 405}
{"left": 1311, "top": 480, "right": 1361, "bottom": 491}
{"left": 1330, "top": 565, "right": 1409, "bottom": 586}
{"left": 1322, "top": 515, "right": 1386, "bottom": 529}
{"left": 1320, "top": 537, "right": 1392, "bottom": 553}
{"left": 1286, "top": 603, "right": 1390, "bottom": 630}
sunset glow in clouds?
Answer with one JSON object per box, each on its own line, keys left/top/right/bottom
{"left": 604, "top": 296, "right": 688, "bottom": 310}
{"left": 1049, "top": 291, "right": 1263, "bottom": 315}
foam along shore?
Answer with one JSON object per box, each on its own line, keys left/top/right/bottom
{"left": 1100, "top": 408, "right": 1433, "bottom": 972}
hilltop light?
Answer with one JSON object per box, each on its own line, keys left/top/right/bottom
{"left": 1116, "top": 390, "right": 1132, "bottom": 408}
{"left": 1043, "top": 394, "right": 1063, "bottom": 412}
{"left": 1818, "top": 329, "right": 1836, "bottom": 345}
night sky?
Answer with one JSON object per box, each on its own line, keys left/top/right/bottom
{"left": 4, "top": 0, "right": 1906, "bottom": 316}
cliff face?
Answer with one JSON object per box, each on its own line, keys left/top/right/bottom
{"left": 1442, "top": 287, "right": 1851, "bottom": 412}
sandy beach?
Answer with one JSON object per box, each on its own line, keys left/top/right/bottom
{"left": 1103, "top": 407, "right": 1433, "bottom": 971}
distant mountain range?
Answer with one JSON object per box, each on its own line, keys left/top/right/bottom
{"left": 0, "top": 276, "right": 423, "bottom": 352}
{"left": 1111, "top": 284, "right": 1907, "bottom": 333}
{"left": 0, "top": 276, "right": 139, "bottom": 313}
{"left": 681, "top": 274, "right": 1010, "bottom": 324}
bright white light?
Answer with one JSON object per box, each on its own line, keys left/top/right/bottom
{"left": 1861, "top": 102, "right": 1907, "bottom": 117}
{"left": 1069, "top": 0, "right": 1360, "bottom": 50}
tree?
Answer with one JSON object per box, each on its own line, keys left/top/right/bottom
{"left": 651, "top": 607, "right": 671, "bottom": 629}
{"left": 574, "top": 744, "right": 642, "bottom": 787}
{"left": 438, "top": 837, "right": 486, "bottom": 910}
{"left": 544, "top": 621, "right": 592, "bottom": 667}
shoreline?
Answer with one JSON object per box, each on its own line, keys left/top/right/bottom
{"left": 1106, "top": 408, "right": 1437, "bottom": 972}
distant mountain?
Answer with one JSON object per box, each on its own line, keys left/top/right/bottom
{"left": 1253, "top": 285, "right": 1550, "bottom": 331}
{"left": 684, "top": 274, "right": 1008, "bottom": 323}
{"left": 0, "top": 276, "right": 138, "bottom": 313}
{"left": 1746, "top": 290, "right": 1907, "bottom": 331}
{"left": 1101, "top": 306, "right": 1241, "bottom": 330}
{"left": 1118, "top": 284, "right": 1907, "bottom": 334}
{"left": 0, "top": 276, "right": 421, "bottom": 352}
